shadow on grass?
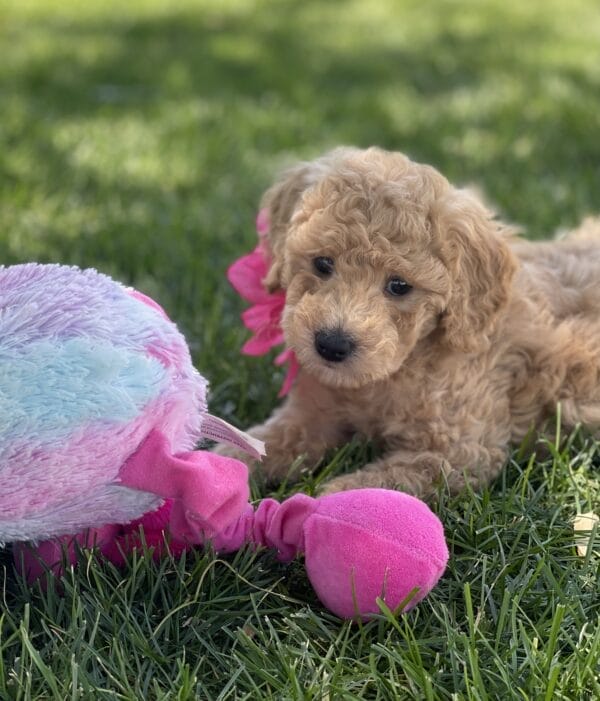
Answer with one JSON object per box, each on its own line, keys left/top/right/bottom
{"left": 3, "top": 0, "right": 600, "bottom": 231}
{"left": 2, "top": 0, "right": 600, "bottom": 413}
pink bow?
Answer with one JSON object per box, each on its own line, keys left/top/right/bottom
{"left": 227, "top": 210, "right": 299, "bottom": 397}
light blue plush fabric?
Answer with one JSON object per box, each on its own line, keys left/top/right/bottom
{"left": 0, "top": 337, "right": 169, "bottom": 446}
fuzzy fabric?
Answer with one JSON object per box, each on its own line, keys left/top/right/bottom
{"left": 0, "top": 263, "right": 207, "bottom": 542}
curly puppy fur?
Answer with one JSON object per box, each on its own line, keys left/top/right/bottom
{"left": 235, "top": 146, "right": 600, "bottom": 496}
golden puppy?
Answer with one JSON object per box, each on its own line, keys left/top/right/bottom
{"left": 231, "top": 146, "right": 600, "bottom": 496}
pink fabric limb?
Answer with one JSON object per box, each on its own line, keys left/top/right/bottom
{"left": 212, "top": 493, "right": 318, "bottom": 561}
{"left": 214, "top": 488, "right": 449, "bottom": 619}
{"left": 117, "top": 430, "right": 249, "bottom": 543}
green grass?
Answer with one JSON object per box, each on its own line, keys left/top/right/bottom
{"left": 1, "top": 0, "right": 599, "bottom": 698}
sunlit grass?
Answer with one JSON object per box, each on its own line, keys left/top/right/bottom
{"left": 1, "top": 0, "right": 599, "bottom": 698}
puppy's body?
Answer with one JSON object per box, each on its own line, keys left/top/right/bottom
{"left": 235, "top": 148, "right": 600, "bottom": 496}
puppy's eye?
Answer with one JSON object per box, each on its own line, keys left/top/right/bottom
{"left": 313, "top": 256, "right": 334, "bottom": 276}
{"left": 385, "top": 277, "right": 412, "bottom": 297}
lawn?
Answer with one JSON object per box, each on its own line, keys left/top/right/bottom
{"left": 1, "top": 0, "right": 599, "bottom": 698}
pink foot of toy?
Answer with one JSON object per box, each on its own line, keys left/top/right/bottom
{"left": 214, "top": 488, "right": 449, "bottom": 619}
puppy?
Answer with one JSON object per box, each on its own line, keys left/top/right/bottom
{"left": 231, "top": 146, "right": 600, "bottom": 497}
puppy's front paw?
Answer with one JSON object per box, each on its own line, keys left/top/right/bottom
{"left": 318, "top": 453, "right": 448, "bottom": 497}
{"left": 257, "top": 449, "right": 311, "bottom": 485}
{"left": 212, "top": 440, "right": 307, "bottom": 484}
{"left": 318, "top": 471, "right": 381, "bottom": 495}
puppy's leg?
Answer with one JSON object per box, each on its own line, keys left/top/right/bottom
{"left": 243, "top": 401, "right": 347, "bottom": 482}
{"left": 320, "top": 443, "right": 508, "bottom": 498}
{"left": 214, "top": 380, "right": 347, "bottom": 483}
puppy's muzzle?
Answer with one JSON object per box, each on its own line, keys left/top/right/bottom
{"left": 314, "top": 328, "right": 356, "bottom": 363}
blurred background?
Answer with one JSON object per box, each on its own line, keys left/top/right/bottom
{"left": 1, "top": 0, "right": 600, "bottom": 417}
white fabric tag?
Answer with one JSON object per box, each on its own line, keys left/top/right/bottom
{"left": 200, "top": 413, "right": 265, "bottom": 460}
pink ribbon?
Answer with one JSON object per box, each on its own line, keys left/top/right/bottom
{"left": 227, "top": 209, "right": 299, "bottom": 397}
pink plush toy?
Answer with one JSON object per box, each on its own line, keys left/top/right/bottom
{"left": 1, "top": 263, "right": 449, "bottom": 619}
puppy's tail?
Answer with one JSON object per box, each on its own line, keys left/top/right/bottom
{"left": 560, "top": 216, "right": 600, "bottom": 242}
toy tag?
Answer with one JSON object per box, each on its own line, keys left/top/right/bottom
{"left": 200, "top": 414, "right": 265, "bottom": 461}
{"left": 573, "top": 511, "right": 599, "bottom": 557}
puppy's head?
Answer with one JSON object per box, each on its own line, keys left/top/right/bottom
{"left": 261, "top": 147, "right": 516, "bottom": 389}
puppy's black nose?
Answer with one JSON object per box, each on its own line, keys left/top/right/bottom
{"left": 314, "top": 329, "right": 356, "bottom": 363}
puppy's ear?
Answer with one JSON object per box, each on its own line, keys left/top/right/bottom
{"left": 433, "top": 190, "right": 517, "bottom": 352}
{"left": 261, "top": 147, "right": 362, "bottom": 290}
{"left": 260, "top": 161, "right": 322, "bottom": 291}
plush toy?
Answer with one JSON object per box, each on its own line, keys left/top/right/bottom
{"left": 1, "top": 263, "right": 449, "bottom": 619}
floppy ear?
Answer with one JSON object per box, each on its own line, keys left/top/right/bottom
{"left": 260, "top": 162, "right": 321, "bottom": 291}
{"left": 433, "top": 190, "right": 517, "bottom": 352}
{"left": 260, "top": 148, "right": 359, "bottom": 290}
